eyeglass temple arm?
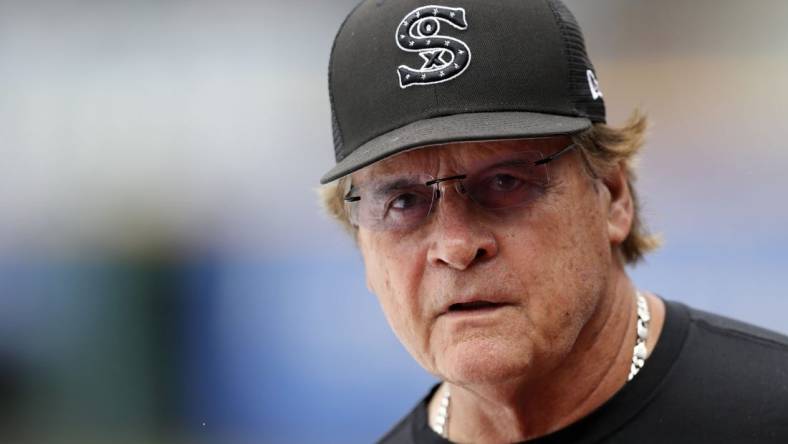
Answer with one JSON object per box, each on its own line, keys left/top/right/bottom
{"left": 343, "top": 184, "right": 361, "bottom": 202}
{"left": 425, "top": 174, "right": 467, "bottom": 187}
{"left": 533, "top": 143, "right": 578, "bottom": 166}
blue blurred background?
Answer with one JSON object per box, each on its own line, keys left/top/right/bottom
{"left": 0, "top": 1, "right": 786, "bottom": 443}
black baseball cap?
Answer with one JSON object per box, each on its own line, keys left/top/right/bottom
{"left": 321, "top": 0, "right": 606, "bottom": 184}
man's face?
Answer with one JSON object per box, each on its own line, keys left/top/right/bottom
{"left": 354, "top": 137, "right": 619, "bottom": 385}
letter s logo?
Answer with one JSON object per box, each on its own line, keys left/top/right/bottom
{"left": 395, "top": 5, "right": 471, "bottom": 88}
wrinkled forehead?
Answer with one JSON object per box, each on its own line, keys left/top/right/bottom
{"left": 351, "top": 136, "right": 571, "bottom": 182}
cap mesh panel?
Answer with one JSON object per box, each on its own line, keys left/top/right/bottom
{"left": 546, "top": 0, "right": 606, "bottom": 123}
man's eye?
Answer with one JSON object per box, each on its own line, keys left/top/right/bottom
{"left": 489, "top": 174, "right": 523, "bottom": 192}
{"left": 390, "top": 193, "right": 427, "bottom": 210}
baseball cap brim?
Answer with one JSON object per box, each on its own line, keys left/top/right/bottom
{"left": 320, "top": 111, "right": 591, "bottom": 184}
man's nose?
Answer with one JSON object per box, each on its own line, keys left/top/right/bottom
{"left": 425, "top": 184, "right": 498, "bottom": 270}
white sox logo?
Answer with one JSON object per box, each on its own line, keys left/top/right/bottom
{"left": 395, "top": 5, "right": 471, "bottom": 88}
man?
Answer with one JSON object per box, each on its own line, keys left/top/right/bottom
{"left": 319, "top": 1, "right": 788, "bottom": 442}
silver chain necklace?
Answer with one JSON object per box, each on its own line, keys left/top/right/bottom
{"left": 432, "top": 291, "right": 651, "bottom": 439}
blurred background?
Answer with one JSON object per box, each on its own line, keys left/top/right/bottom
{"left": 0, "top": 0, "right": 786, "bottom": 443}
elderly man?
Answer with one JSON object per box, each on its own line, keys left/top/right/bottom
{"left": 319, "top": 1, "right": 788, "bottom": 443}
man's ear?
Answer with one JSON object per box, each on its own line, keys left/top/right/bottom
{"left": 604, "top": 162, "right": 634, "bottom": 245}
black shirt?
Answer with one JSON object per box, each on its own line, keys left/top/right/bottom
{"left": 379, "top": 300, "right": 788, "bottom": 443}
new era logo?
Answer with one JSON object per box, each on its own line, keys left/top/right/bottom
{"left": 587, "top": 70, "right": 603, "bottom": 100}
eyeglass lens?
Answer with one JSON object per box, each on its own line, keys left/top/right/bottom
{"left": 348, "top": 150, "right": 550, "bottom": 231}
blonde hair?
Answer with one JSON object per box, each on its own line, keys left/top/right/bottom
{"left": 572, "top": 112, "right": 661, "bottom": 264}
{"left": 318, "top": 111, "right": 660, "bottom": 265}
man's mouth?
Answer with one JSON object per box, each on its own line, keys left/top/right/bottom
{"left": 447, "top": 300, "right": 508, "bottom": 313}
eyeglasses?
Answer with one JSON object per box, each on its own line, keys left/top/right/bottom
{"left": 344, "top": 142, "right": 578, "bottom": 232}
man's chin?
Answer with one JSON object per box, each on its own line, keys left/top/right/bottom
{"left": 438, "top": 339, "right": 537, "bottom": 385}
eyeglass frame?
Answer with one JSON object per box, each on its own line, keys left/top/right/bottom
{"left": 343, "top": 141, "right": 583, "bottom": 229}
